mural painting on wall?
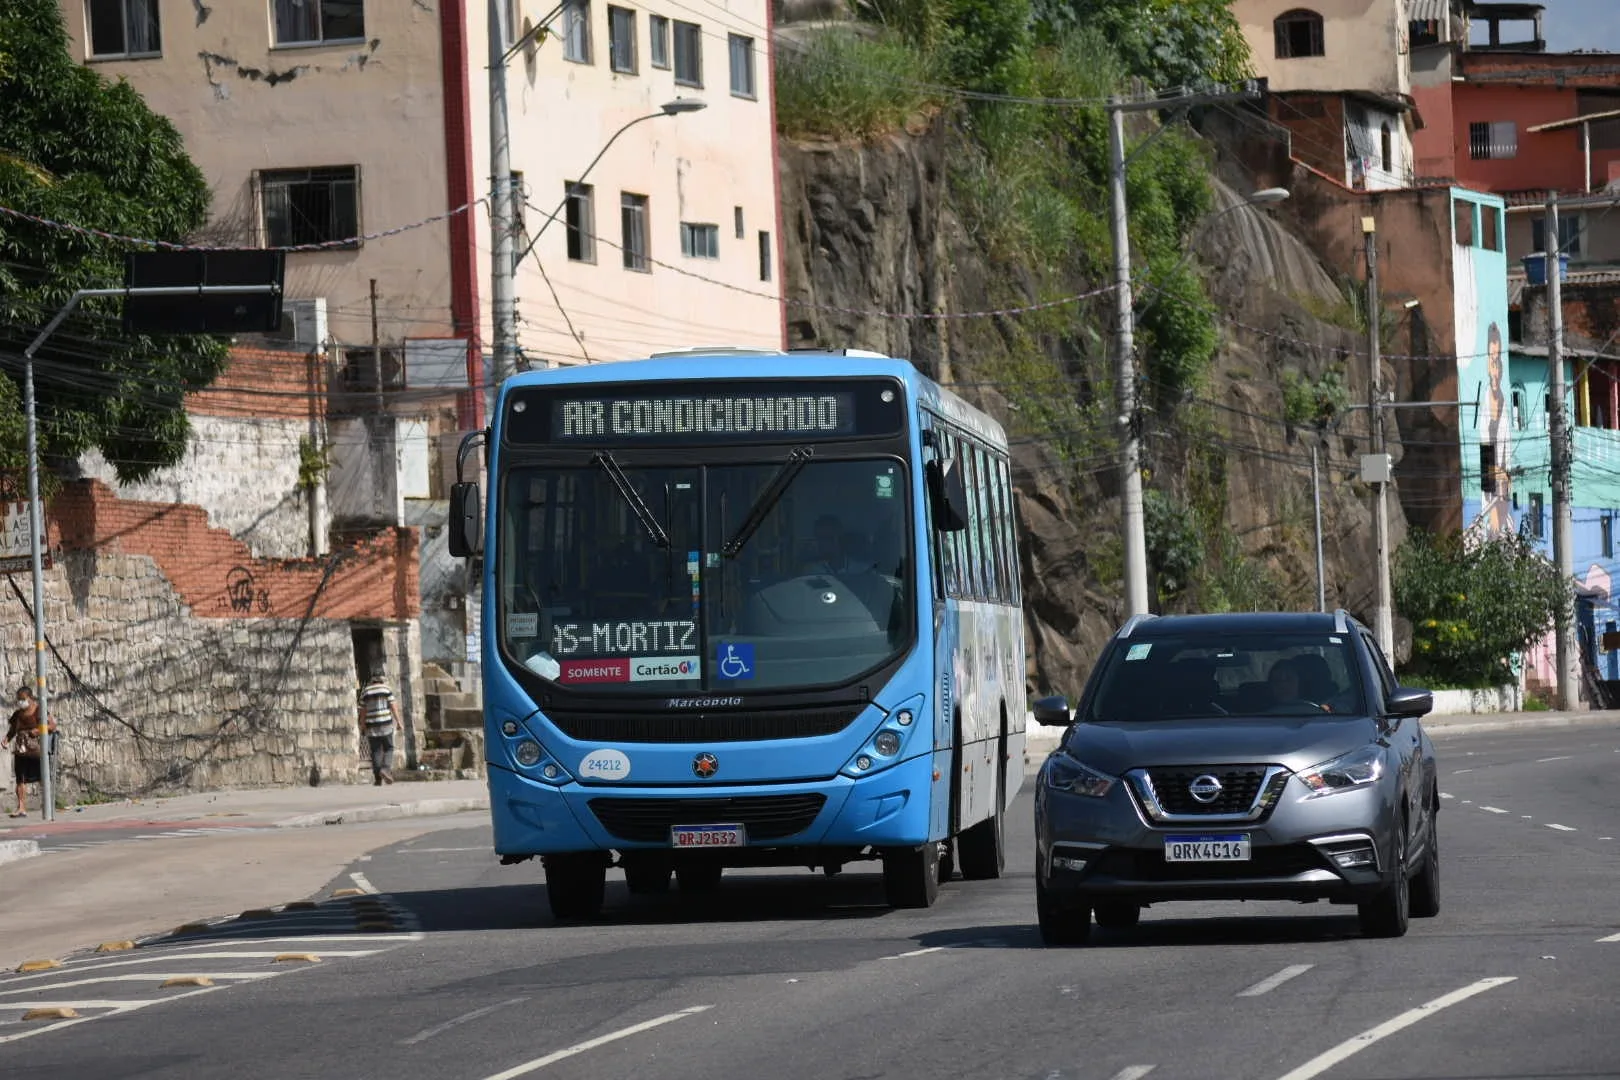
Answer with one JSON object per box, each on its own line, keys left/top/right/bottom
{"left": 1454, "top": 192, "right": 1514, "bottom": 539}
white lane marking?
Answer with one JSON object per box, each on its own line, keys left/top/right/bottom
{"left": 401, "top": 847, "right": 489, "bottom": 854}
{"left": 1237, "top": 964, "right": 1314, "bottom": 998}
{"left": 479, "top": 1006, "right": 713, "bottom": 1080}
{"left": 0, "top": 998, "right": 169, "bottom": 1010}
{"left": 1109, "top": 1068, "right": 1156, "bottom": 1080}
{"left": 1271, "top": 978, "right": 1517, "bottom": 1080}
{"left": 881, "top": 947, "right": 946, "bottom": 960}
{"left": 401, "top": 997, "right": 530, "bottom": 1046}
{"left": 0, "top": 973, "right": 275, "bottom": 996}
{"left": 1598, "top": 932, "right": 1620, "bottom": 943}
{"left": 1602, "top": 837, "right": 1615, "bottom": 841}
{"left": 1439, "top": 792, "right": 1455, "bottom": 800}
{"left": 1546, "top": 824, "right": 1577, "bottom": 832}
{"left": 1452, "top": 768, "right": 1474, "bottom": 774}
{"left": 0, "top": 986, "right": 222, "bottom": 1046}
{"left": 1, "top": 940, "right": 417, "bottom": 984}
{"left": 348, "top": 872, "right": 380, "bottom": 894}
{"left": 1480, "top": 806, "right": 1509, "bottom": 814}
{"left": 1537, "top": 756, "right": 1573, "bottom": 763}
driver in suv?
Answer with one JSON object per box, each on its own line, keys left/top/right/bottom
{"left": 1031, "top": 610, "right": 1440, "bottom": 945}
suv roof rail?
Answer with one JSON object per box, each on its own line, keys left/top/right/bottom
{"left": 1333, "top": 608, "right": 1350, "bottom": 634}
{"left": 1119, "top": 613, "right": 1159, "bottom": 639}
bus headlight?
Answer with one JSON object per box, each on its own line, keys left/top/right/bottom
{"left": 515, "top": 740, "right": 543, "bottom": 767}
{"left": 874, "top": 731, "right": 902, "bottom": 756}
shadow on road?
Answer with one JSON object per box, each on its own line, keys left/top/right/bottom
{"left": 911, "top": 908, "right": 1366, "bottom": 951}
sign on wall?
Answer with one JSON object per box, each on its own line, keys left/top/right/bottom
{"left": 0, "top": 501, "right": 50, "bottom": 575}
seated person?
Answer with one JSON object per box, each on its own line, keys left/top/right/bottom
{"left": 1264, "top": 658, "right": 1325, "bottom": 712}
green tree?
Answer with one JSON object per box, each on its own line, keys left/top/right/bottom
{"left": 0, "top": 0, "right": 227, "bottom": 483}
{"left": 1394, "top": 529, "right": 1571, "bottom": 687}
{"left": 1032, "top": 0, "right": 1252, "bottom": 90}
{"left": 1144, "top": 487, "right": 1201, "bottom": 605}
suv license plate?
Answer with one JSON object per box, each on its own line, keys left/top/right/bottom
{"left": 1165, "top": 835, "right": 1251, "bottom": 862}
{"left": 671, "top": 824, "right": 746, "bottom": 848}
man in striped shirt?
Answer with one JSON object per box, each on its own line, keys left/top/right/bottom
{"left": 357, "top": 672, "right": 402, "bottom": 785}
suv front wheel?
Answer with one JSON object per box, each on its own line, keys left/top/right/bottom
{"left": 1036, "top": 874, "right": 1092, "bottom": 946}
{"left": 1357, "top": 831, "right": 1411, "bottom": 938}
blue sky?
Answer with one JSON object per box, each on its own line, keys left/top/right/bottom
{"left": 1537, "top": 0, "right": 1620, "bottom": 53}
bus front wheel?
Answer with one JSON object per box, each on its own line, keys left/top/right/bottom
{"left": 543, "top": 853, "right": 607, "bottom": 920}
{"left": 882, "top": 842, "right": 941, "bottom": 908}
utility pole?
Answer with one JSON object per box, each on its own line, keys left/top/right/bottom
{"left": 1547, "top": 193, "right": 1580, "bottom": 710}
{"left": 1107, "top": 81, "right": 1266, "bottom": 617}
{"left": 487, "top": 0, "right": 517, "bottom": 412}
{"left": 1362, "top": 217, "right": 1394, "bottom": 659}
{"left": 369, "top": 278, "right": 385, "bottom": 420}
{"left": 1311, "top": 440, "right": 1326, "bottom": 613}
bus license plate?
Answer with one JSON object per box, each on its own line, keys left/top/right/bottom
{"left": 1164, "top": 835, "right": 1251, "bottom": 862}
{"left": 671, "top": 824, "right": 746, "bottom": 848}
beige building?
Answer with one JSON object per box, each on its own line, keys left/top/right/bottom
{"left": 56, "top": 0, "right": 786, "bottom": 419}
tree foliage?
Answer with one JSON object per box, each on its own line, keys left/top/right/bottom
{"left": 1032, "top": 0, "right": 1252, "bottom": 91}
{"left": 0, "top": 0, "right": 227, "bottom": 483}
{"left": 1394, "top": 530, "right": 1571, "bottom": 687}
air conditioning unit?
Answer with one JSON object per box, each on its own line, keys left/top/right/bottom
{"left": 270, "top": 297, "right": 328, "bottom": 349}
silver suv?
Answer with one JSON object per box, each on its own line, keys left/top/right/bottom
{"left": 1032, "top": 611, "right": 1439, "bottom": 945}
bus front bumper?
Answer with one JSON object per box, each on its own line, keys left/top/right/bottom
{"left": 490, "top": 755, "right": 938, "bottom": 858}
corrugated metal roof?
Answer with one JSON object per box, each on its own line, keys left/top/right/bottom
{"left": 1409, "top": 0, "right": 1452, "bottom": 20}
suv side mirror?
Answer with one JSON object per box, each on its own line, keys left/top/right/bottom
{"left": 448, "top": 481, "right": 482, "bottom": 558}
{"left": 1032, "top": 695, "right": 1071, "bottom": 727}
{"left": 1385, "top": 686, "right": 1433, "bottom": 719}
{"left": 926, "top": 458, "right": 970, "bottom": 533}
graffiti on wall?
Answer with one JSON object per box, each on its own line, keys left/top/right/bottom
{"left": 1453, "top": 189, "right": 1513, "bottom": 538}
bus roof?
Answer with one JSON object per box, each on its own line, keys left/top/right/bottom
{"left": 502, "top": 351, "right": 1008, "bottom": 444}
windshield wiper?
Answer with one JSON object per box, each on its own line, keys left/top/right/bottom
{"left": 593, "top": 452, "right": 670, "bottom": 549}
{"left": 722, "top": 446, "right": 814, "bottom": 558}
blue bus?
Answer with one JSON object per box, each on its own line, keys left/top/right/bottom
{"left": 448, "top": 348, "right": 1026, "bottom": 916}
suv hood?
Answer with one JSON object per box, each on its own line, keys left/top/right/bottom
{"left": 1064, "top": 715, "right": 1381, "bottom": 775}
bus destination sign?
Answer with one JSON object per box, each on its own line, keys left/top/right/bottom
{"left": 503, "top": 378, "right": 906, "bottom": 446}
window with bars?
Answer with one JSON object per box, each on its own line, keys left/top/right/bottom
{"left": 1531, "top": 213, "right": 1583, "bottom": 258}
{"left": 1274, "top": 9, "right": 1324, "bottom": 58}
{"left": 563, "top": 0, "right": 592, "bottom": 64}
{"left": 729, "top": 33, "right": 756, "bottom": 97}
{"left": 649, "top": 14, "right": 670, "bottom": 68}
{"left": 1469, "top": 120, "right": 1517, "bottom": 160}
{"left": 680, "top": 222, "right": 719, "bottom": 259}
{"left": 86, "top": 0, "right": 161, "bottom": 57}
{"left": 260, "top": 166, "right": 360, "bottom": 247}
{"left": 271, "top": 0, "right": 364, "bottom": 46}
{"left": 622, "top": 193, "right": 650, "bottom": 272}
{"left": 566, "top": 182, "right": 596, "bottom": 263}
{"left": 673, "top": 20, "right": 702, "bottom": 86}
{"left": 608, "top": 6, "right": 637, "bottom": 73}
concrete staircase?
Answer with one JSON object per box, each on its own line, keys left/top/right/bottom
{"left": 407, "top": 663, "right": 485, "bottom": 780}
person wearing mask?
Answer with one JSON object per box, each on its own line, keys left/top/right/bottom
{"left": 2, "top": 686, "right": 52, "bottom": 818}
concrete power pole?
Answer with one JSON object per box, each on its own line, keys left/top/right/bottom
{"left": 1108, "top": 100, "right": 1150, "bottom": 618}
{"left": 1547, "top": 193, "right": 1580, "bottom": 710}
{"left": 487, "top": 0, "right": 518, "bottom": 411}
{"left": 1363, "top": 217, "right": 1394, "bottom": 659}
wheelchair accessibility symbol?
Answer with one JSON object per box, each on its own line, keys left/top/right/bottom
{"left": 716, "top": 642, "right": 755, "bottom": 680}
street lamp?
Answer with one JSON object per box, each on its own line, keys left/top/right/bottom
{"left": 1112, "top": 172, "right": 1290, "bottom": 617}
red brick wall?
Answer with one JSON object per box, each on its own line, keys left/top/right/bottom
{"left": 189, "top": 347, "right": 323, "bottom": 423}
{"left": 1270, "top": 95, "right": 1348, "bottom": 184}
{"left": 48, "top": 480, "right": 418, "bottom": 621}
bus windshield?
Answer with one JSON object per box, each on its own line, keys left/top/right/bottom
{"left": 498, "top": 456, "right": 913, "bottom": 693}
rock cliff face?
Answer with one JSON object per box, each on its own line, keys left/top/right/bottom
{"left": 780, "top": 121, "right": 1408, "bottom": 697}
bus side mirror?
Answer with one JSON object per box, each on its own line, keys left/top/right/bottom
{"left": 449, "top": 482, "right": 482, "bottom": 557}
{"left": 927, "top": 458, "right": 969, "bottom": 533}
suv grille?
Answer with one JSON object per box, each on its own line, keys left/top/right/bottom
{"left": 544, "top": 706, "right": 860, "bottom": 744}
{"left": 588, "top": 794, "right": 828, "bottom": 843}
{"left": 1142, "top": 766, "right": 1271, "bottom": 816}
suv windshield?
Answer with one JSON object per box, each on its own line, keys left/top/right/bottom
{"left": 498, "top": 457, "right": 912, "bottom": 693}
{"left": 1084, "top": 632, "right": 1366, "bottom": 721}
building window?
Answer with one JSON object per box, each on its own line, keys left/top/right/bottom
{"left": 1511, "top": 384, "right": 1527, "bottom": 429}
{"left": 340, "top": 347, "right": 404, "bottom": 393}
{"left": 86, "top": 0, "right": 161, "bottom": 57}
{"left": 680, "top": 222, "right": 719, "bottom": 259}
{"left": 271, "top": 0, "right": 364, "bottom": 46}
{"left": 1481, "top": 203, "right": 1501, "bottom": 252}
{"left": 1380, "top": 122, "right": 1393, "bottom": 173}
{"left": 734, "top": 206, "right": 745, "bottom": 239}
{"left": 260, "top": 167, "right": 359, "bottom": 248}
{"left": 622, "top": 193, "right": 650, "bottom": 272}
{"left": 649, "top": 13, "right": 670, "bottom": 68}
{"left": 729, "top": 33, "right": 756, "bottom": 98}
{"left": 608, "top": 5, "right": 636, "bottom": 74}
{"left": 758, "top": 230, "right": 772, "bottom": 282}
{"left": 673, "top": 20, "right": 702, "bottom": 87}
{"left": 1528, "top": 492, "right": 1545, "bottom": 539}
{"left": 1410, "top": 18, "right": 1441, "bottom": 48}
{"left": 1454, "top": 200, "right": 1475, "bottom": 247}
{"left": 565, "top": 182, "right": 596, "bottom": 263}
{"left": 562, "top": 0, "right": 592, "bottom": 64}
{"left": 1469, "top": 120, "right": 1517, "bottom": 160}
{"left": 1532, "top": 213, "right": 1583, "bottom": 258}
{"left": 1274, "top": 9, "right": 1324, "bottom": 58}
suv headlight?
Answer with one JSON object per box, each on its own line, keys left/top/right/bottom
{"left": 1044, "top": 752, "right": 1116, "bottom": 798}
{"left": 1299, "top": 745, "right": 1384, "bottom": 797}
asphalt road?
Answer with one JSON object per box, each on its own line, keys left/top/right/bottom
{"left": 4, "top": 722, "right": 1619, "bottom": 1080}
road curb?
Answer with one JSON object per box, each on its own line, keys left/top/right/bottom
{"left": 0, "top": 838, "right": 42, "bottom": 866}
{"left": 273, "top": 796, "right": 489, "bottom": 829}
{"left": 1425, "top": 712, "right": 1620, "bottom": 737}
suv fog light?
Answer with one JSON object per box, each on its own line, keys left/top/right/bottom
{"left": 874, "top": 731, "right": 901, "bottom": 756}
{"left": 515, "top": 740, "right": 543, "bottom": 767}
{"left": 1330, "top": 847, "right": 1376, "bottom": 869}
{"left": 1053, "top": 855, "right": 1088, "bottom": 872}
{"left": 855, "top": 755, "right": 873, "bottom": 771}
{"left": 501, "top": 720, "right": 520, "bottom": 736}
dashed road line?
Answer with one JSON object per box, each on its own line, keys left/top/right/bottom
{"left": 401, "top": 997, "right": 530, "bottom": 1046}
{"left": 1480, "top": 806, "right": 1510, "bottom": 814}
{"left": 1237, "top": 964, "right": 1313, "bottom": 998}
{"left": 1546, "top": 824, "right": 1577, "bottom": 832}
{"left": 478, "top": 1005, "right": 713, "bottom": 1079}
{"left": 1537, "top": 755, "right": 1574, "bottom": 763}
{"left": 1598, "top": 932, "right": 1620, "bottom": 943}
{"left": 881, "top": 947, "right": 946, "bottom": 960}
{"left": 1439, "top": 792, "right": 1455, "bottom": 800}
{"left": 1109, "top": 1068, "right": 1156, "bottom": 1080}
{"left": 348, "top": 872, "right": 380, "bottom": 894}
{"left": 1271, "top": 978, "right": 1517, "bottom": 1080}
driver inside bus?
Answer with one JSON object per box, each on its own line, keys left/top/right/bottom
{"left": 802, "top": 514, "right": 873, "bottom": 575}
